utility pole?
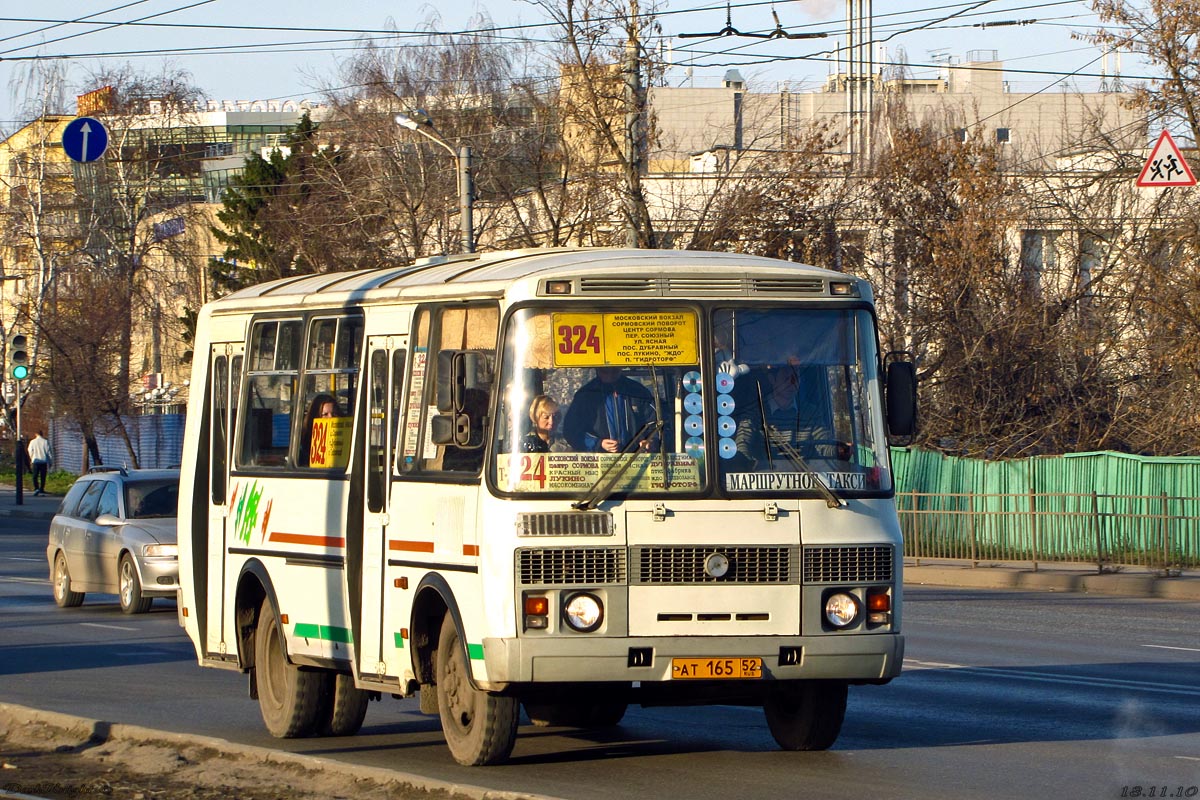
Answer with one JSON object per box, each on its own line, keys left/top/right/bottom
{"left": 623, "top": 0, "right": 652, "bottom": 248}
{"left": 845, "top": 0, "right": 874, "bottom": 166}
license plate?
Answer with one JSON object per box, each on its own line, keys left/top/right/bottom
{"left": 671, "top": 657, "right": 762, "bottom": 680}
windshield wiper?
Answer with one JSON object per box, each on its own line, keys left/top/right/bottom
{"left": 572, "top": 418, "right": 659, "bottom": 511}
{"left": 754, "top": 382, "right": 844, "bottom": 509}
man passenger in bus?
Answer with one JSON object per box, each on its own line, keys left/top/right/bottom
{"left": 563, "top": 367, "right": 655, "bottom": 453}
{"left": 520, "top": 395, "right": 568, "bottom": 453}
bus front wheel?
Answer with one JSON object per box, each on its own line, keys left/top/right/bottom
{"left": 435, "top": 613, "right": 518, "bottom": 765}
{"left": 254, "top": 598, "right": 323, "bottom": 738}
{"left": 763, "top": 680, "right": 847, "bottom": 751}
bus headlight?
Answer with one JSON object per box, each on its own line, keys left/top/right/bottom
{"left": 562, "top": 592, "right": 603, "bottom": 633}
{"left": 824, "top": 592, "right": 859, "bottom": 628}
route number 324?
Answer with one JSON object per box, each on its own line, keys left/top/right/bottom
{"left": 557, "top": 324, "right": 600, "bottom": 355}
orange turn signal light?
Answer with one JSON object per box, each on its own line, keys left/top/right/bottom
{"left": 867, "top": 592, "right": 890, "bottom": 612}
{"left": 524, "top": 596, "right": 549, "bottom": 616}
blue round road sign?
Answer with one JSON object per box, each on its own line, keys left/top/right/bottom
{"left": 61, "top": 116, "right": 109, "bottom": 163}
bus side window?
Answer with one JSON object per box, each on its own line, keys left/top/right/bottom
{"left": 236, "top": 320, "right": 302, "bottom": 469}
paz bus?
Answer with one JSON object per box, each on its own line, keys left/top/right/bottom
{"left": 177, "top": 247, "right": 916, "bottom": 765}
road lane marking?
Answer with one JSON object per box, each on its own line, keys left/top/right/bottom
{"left": 1176, "top": 756, "right": 1200, "bottom": 762}
{"left": 80, "top": 622, "right": 138, "bottom": 631}
{"left": 903, "top": 659, "right": 1200, "bottom": 698}
{"left": 2, "top": 557, "right": 45, "bottom": 562}
{"left": 1142, "top": 644, "right": 1200, "bottom": 653}
{"left": 0, "top": 576, "right": 49, "bottom": 585}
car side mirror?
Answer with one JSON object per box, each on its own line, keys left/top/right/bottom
{"left": 95, "top": 513, "right": 123, "bottom": 527}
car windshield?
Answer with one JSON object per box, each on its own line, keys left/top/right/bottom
{"left": 124, "top": 480, "right": 179, "bottom": 519}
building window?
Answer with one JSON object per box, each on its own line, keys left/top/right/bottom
{"left": 953, "top": 128, "right": 968, "bottom": 143}
{"left": 996, "top": 128, "right": 1011, "bottom": 144}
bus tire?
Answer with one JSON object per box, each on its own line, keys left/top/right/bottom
{"left": 763, "top": 680, "right": 847, "bottom": 751}
{"left": 317, "top": 672, "right": 369, "bottom": 737}
{"left": 435, "top": 613, "right": 518, "bottom": 765}
{"left": 254, "top": 598, "right": 322, "bottom": 738}
{"left": 53, "top": 552, "right": 84, "bottom": 608}
{"left": 118, "top": 554, "right": 152, "bottom": 614}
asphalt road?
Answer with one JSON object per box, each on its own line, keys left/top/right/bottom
{"left": 3, "top": 515, "right": 1199, "bottom": 800}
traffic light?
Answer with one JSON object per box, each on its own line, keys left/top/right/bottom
{"left": 7, "top": 331, "right": 29, "bottom": 380}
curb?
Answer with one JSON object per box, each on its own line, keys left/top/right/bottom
{"left": 0, "top": 703, "right": 557, "bottom": 800}
{"left": 904, "top": 563, "right": 1200, "bottom": 601}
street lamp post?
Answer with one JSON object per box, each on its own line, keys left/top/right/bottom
{"left": 394, "top": 111, "right": 475, "bottom": 254}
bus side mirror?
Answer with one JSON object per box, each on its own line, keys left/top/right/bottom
{"left": 436, "top": 350, "right": 485, "bottom": 413}
{"left": 884, "top": 354, "right": 917, "bottom": 439}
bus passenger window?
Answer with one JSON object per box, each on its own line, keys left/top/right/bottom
{"left": 236, "top": 319, "right": 302, "bottom": 469}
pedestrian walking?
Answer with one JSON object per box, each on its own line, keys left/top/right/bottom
{"left": 28, "top": 430, "right": 52, "bottom": 496}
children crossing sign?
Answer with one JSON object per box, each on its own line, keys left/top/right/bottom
{"left": 1136, "top": 130, "right": 1196, "bottom": 187}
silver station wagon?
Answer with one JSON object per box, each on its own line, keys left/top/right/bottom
{"left": 47, "top": 468, "right": 180, "bottom": 614}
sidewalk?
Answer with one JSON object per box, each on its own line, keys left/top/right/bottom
{"left": 905, "top": 558, "right": 1200, "bottom": 602}
{"left": 0, "top": 483, "right": 61, "bottom": 520}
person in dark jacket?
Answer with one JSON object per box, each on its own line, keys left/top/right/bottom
{"left": 563, "top": 367, "right": 655, "bottom": 453}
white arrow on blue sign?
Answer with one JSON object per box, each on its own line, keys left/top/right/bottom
{"left": 61, "top": 116, "right": 110, "bottom": 163}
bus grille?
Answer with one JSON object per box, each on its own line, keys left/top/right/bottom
{"left": 631, "top": 546, "right": 797, "bottom": 584}
{"left": 576, "top": 276, "right": 831, "bottom": 297}
{"left": 802, "top": 546, "right": 893, "bottom": 584}
{"left": 516, "top": 511, "right": 613, "bottom": 537}
{"left": 517, "top": 547, "right": 626, "bottom": 585}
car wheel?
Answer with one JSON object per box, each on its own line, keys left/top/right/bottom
{"left": 435, "top": 613, "right": 518, "bottom": 766}
{"left": 254, "top": 598, "right": 322, "bottom": 738}
{"left": 52, "top": 552, "right": 84, "bottom": 608}
{"left": 118, "top": 553, "right": 153, "bottom": 614}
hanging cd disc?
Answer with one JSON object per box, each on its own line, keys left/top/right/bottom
{"left": 684, "top": 437, "right": 705, "bottom": 459}
{"left": 684, "top": 393, "right": 703, "bottom": 415}
{"left": 682, "top": 371, "right": 702, "bottom": 393}
{"left": 717, "top": 415, "right": 736, "bottom": 437}
{"left": 716, "top": 394, "right": 736, "bottom": 416}
{"left": 718, "top": 438, "right": 737, "bottom": 459}
{"left": 684, "top": 414, "right": 704, "bottom": 436}
{"left": 715, "top": 373, "right": 735, "bottom": 394}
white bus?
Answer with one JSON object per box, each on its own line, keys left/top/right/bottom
{"left": 177, "top": 248, "right": 916, "bottom": 766}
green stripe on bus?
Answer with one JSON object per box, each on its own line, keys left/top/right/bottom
{"left": 467, "top": 643, "right": 484, "bottom": 660}
{"left": 293, "top": 623, "right": 352, "bottom": 644}
{"left": 393, "top": 632, "right": 405, "bottom": 648}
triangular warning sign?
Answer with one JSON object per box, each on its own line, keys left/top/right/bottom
{"left": 1136, "top": 130, "right": 1196, "bottom": 187}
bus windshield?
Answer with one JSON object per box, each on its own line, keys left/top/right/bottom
{"left": 491, "top": 305, "right": 891, "bottom": 498}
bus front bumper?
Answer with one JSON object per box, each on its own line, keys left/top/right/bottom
{"left": 479, "top": 632, "right": 903, "bottom": 689}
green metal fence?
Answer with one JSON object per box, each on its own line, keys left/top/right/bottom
{"left": 891, "top": 448, "right": 1200, "bottom": 572}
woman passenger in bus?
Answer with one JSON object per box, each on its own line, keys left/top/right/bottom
{"left": 520, "top": 394, "right": 567, "bottom": 453}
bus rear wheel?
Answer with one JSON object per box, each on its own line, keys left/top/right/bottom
{"left": 435, "top": 613, "right": 518, "bottom": 765}
{"left": 254, "top": 598, "right": 323, "bottom": 738}
{"left": 317, "top": 672, "right": 369, "bottom": 737}
{"left": 763, "top": 680, "right": 848, "bottom": 751}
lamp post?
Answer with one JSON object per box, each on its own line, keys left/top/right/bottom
{"left": 394, "top": 111, "right": 475, "bottom": 254}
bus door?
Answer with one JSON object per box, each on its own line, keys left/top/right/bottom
{"left": 354, "top": 337, "right": 407, "bottom": 680}
{"left": 207, "top": 342, "right": 243, "bottom": 656}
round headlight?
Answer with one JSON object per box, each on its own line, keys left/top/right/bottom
{"left": 824, "top": 592, "right": 859, "bottom": 628}
{"left": 562, "top": 592, "right": 603, "bottom": 632}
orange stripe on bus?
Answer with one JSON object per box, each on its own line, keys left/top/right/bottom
{"left": 462, "top": 544, "right": 479, "bottom": 556}
{"left": 269, "top": 532, "right": 346, "bottom": 548}
{"left": 388, "top": 540, "right": 435, "bottom": 553}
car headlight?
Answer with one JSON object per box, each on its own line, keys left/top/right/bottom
{"left": 562, "top": 592, "right": 603, "bottom": 633}
{"left": 824, "top": 592, "right": 859, "bottom": 628}
{"left": 143, "top": 544, "right": 178, "bottom": 558}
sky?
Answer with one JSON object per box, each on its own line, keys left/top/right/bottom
{"left": 0, "top": 0, "right": 1154, "bottom": 134}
